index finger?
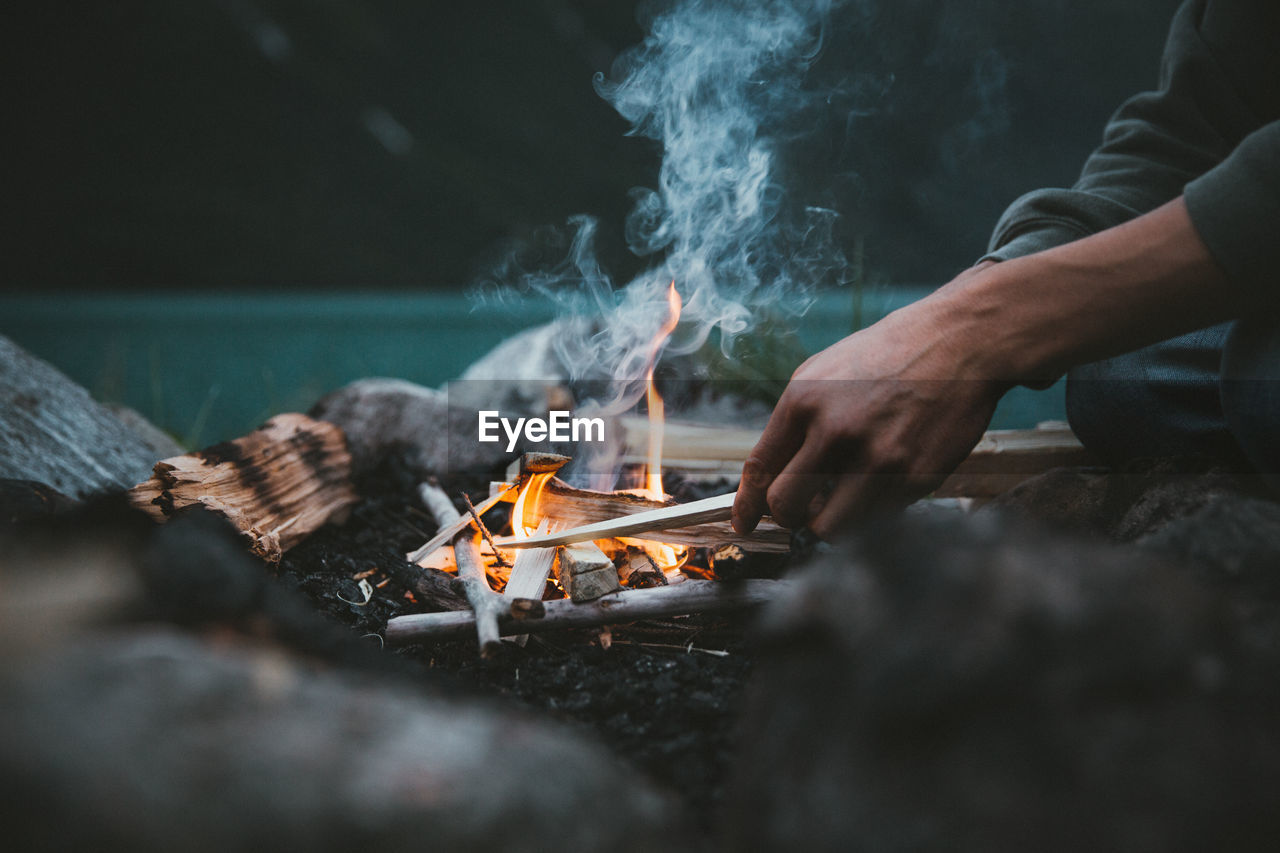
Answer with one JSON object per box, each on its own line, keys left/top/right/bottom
{"left": 733, "top": 402, "right": 805, "bottom": 534}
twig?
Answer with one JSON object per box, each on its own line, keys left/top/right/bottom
{"left": 463, "top": 492, "right": 508, "bottom": 567}
{"left": 453, "top": 532, "right": 506, "bottom": 657}
{"left": 627, "top": 641, "right": 730, "bottom": 657}
{"left": 407, "top": 484, "right": 512, "bottom": 563}
{"left": 416, "top": 481, "right": 529, "bottom": 657}
{"left": 385, "top": 578, "right": 786, "bottom": 644}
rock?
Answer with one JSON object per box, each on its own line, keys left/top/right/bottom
{"left": 104, "top": 402, "right": 185, "bottom": 460}
{"left": 984, "top": 458, "right": 1274, "bottom": 543}
{"left": 1137, "top": 493, "right": 1280, "bottom": 596}
{"left": 725, "top": 513, "right": 1280, "bottom": 852}
{"left": 0, "top": 630, "right": 685, "bottom": 853}
{"left": 979, "top": 465, "right": 1120, "bottom": 537}
{"left": 0, "top": 479, "right": 77, "bottom": 528}
{"left": 457, "top": 321, "right": 574, "bottom": 417}
{"left": 0, "top": 335, "right": 166, "bottom": 498}
{"left": 309, "top": 378, "right": 510, "bottom": 479}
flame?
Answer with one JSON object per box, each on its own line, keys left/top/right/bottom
{"left": 505, "top": 281, "right": 688, "bottom": 583}
{"left": 510, "top": 472, "right": 552, "bottom": 537}
{"left": 636, "top": 281, "right": 687, "bottom": 571}
{"left": 643, "top": 281, "right": 682, "bottom": 500}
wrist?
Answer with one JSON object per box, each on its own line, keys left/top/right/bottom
{"left": 912, "top": 260, "right": 1047, "bottom": 386}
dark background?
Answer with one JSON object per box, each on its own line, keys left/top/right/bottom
{"left": 7, "top": 0, "right": 1182, "bottom": 292}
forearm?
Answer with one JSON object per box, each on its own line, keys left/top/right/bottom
{"left": 922, "top": 197, "right": 1235, "bottom": 384}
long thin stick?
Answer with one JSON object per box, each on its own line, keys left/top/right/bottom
{"left": 385, "top": 578, "right": 785, "bottom": 644}
{"left": 416, "top": 481, "right": 510, "bottom": 657}
{"left": 453, "top": 532, "right": 506, "bottom": 657}
{"left": 494, "top": 492, "right": 738, "bottom": 550}
{"left": 535, "top": 479, "right": 789, "bottom": 552}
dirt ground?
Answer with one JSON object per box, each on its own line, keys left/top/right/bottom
{"left": 275, "top": 453, "right": 775, "bottom": 823}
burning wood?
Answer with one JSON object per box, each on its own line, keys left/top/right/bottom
{"left": 494, "top": 492, "right": 741, "bottom": 550}
{"left": 391, "top": 286, "right": 793, "bottom": 652}
{"left": 406, "top": 484, "right": 513, "bottom": 564}
{"left": 128, "top": 413, "right": 358, "bottom": 562}
{"left": 533, "top": 478, "right": 789, "bottom": 552}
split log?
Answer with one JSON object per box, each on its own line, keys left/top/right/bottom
{"left": 495, "top": 492, "right": 741, "bottom": 550}
{"left": 503, "top": 518, "right": 558, "bottom": 601}
{"left": 555, "top": 541, "right": 621, "bottom": 602}
{"left": 128, "top": 413, "right": 358, "bottom": 562}
{"left": 385, "top": 578, "right": 787, "bottom": 644}
{"left": 527, "top": 479, "right": 789, "bottom": 552}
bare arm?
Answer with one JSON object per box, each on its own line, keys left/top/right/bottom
{"left": 732, "top": 196, "right": 1234, "bottom": 538}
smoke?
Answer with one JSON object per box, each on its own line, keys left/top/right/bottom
{"left": 475, "top": 0, "right": 852, "bottom": 413}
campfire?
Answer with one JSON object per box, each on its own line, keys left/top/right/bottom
{"left": 386, "top": 280, "right": 791, "bottom": 656}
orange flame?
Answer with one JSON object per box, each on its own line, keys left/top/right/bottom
{"left": 506, "top": 281, "right": 687, "bottom": 582}
{"left": 643, "top": 281, "right": 682, "bottom": 500}
{"left": 510, "top": 471, "right": 552, "bottom": 537}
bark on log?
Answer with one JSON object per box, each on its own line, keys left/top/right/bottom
{"left": 383, "top": 560, "right": 468, "bottom": 612}
{"left": 127, "top": 413, "right": 358, "bottom": 562}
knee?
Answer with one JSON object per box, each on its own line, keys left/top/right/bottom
{"left": 1065, "top": 324, "right": 1235, "bottom": 464}
{"left": 1065, "top": 355, "right": 1155, "bottom": 464}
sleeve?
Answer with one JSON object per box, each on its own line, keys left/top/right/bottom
{"left": 983, "top": 0, "right": 1280, "bottom": 302}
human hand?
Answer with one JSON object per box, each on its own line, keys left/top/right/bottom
{"left": 732, "top": 263, "right": 1007, "bottom": 539}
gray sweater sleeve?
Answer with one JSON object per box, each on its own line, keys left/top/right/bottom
{"left": 984, "top": 0, "right": 1280, "bottom": 301}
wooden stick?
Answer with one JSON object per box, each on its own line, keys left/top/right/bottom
{"left": 406, "top": 485, "right": 511, "bottom": 564}
{"left": 534, "top": 478, "right": 789, "bottom": 552}
{"left": 494, "top": 492, "right": 739, "bottom": 550}
{"left": 417, "top": 481, "right": 512, "bottom": 657}
{"left": 453, "top": 532, "right": 506, "bottom": 657}
{"left": 385, "top": 578, "right": 786, "bottom": 644}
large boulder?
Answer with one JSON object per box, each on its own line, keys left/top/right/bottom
{"left": 725, "top": 513, "right": 1280, "bottom": 852}
{"left": 0, "top": 629, "right": 685, "bottom": 853}
{"left": 0, "top": 335, "right": 168, "bottom": 498}
{"left": 983, "top": 460, "right": 1280, "bottom": 592}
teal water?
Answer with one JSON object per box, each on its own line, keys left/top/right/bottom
{"left": 0, "top": 289, "right": 1064, "bottom": 447}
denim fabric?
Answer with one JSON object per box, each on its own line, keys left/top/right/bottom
{"left": 1221, "top": 316, "right": 1280, "bottom": 477}
{"left": 1065, "top": 323, "right": 1246, "bottom": 464}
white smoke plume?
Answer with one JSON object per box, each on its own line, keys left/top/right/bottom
{"left": 477, "top": 0, "right": 852, "bottom": 414}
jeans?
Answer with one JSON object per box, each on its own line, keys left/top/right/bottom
{"left": 1066, "top": 318, "right": 1280, "bottom": 479}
